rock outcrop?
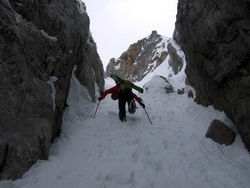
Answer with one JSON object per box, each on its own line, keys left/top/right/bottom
{"left": 175, "top": 0, "right": 250, "bottom": 150}
{"left": 143, "top": 75, "right": 174, "bottom": 94}
{"left": 167, "top": 39, "right": 184, "bottom": 75}
{"left": 0, "top": 0, "right": 104, "bottom": 180}
{"left": 106, "top": 31, "right": 170, "bottom": 82}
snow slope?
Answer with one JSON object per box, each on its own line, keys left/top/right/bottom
{"left": 1, "top": 53, "right": 250, "bottom": 188}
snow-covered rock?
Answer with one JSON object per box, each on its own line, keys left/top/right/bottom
{"left": 143, "top": 75, "right": 174, "bottom": 94}
{"left": 106, "top": 30, "right": 170, "bottom": 82}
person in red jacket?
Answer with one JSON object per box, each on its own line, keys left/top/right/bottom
{"left": 98, "top": 85, "right": 145, "bottom": 122}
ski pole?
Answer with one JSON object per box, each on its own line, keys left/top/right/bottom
{"left": 144, "top": 108, "right": 152, "bottom": 124}
{"left": 93, "top": 101, "right": 100, "bottom": 119}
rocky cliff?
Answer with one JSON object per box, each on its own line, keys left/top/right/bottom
{"left": 175, "top": 0, "right": 250, "bottom": 150}
{"left": 0, "top": 0, "right": 104, "bottom": 180}
{"left": 106, "top": 31, "right": 170, "bottom": 82}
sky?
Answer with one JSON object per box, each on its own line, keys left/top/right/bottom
{"left": 83, "top": 0, "right": 178, "bottom": 68}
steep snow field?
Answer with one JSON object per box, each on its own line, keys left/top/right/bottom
{"left": 1, "top": 55, "right": 250, "bottom": 188}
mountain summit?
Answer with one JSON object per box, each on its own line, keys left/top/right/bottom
{"left": 106, "top": 31, "right": 170, "bottom": 82}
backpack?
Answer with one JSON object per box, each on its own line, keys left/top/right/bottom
{"left": 111, "top": 74, "right": 144, "bottom": 93}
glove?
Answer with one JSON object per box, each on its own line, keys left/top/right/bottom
{"left": 98, "top": 96, "right": 104, "bottom": 101}
{"left": 98, "top": 91, "right": 105, "bottom": 101}
{"left": 140, "top": 102, "right": 145, "bottom": 108}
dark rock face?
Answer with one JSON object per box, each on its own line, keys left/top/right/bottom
{"left": 106, "top": 31, "right": 170, "bottom": 82}
{"left": 0, "top": 0, "right": 104, "bottom": 180}
{"left": 75, "top": 35, "right": 105, "bottom": 102}
{"left": 167, "top": 38, "right": 184, "bottom": 75}
{"left": 175, "top": 0, "right": 250, "bottom": 150}
{"left": 206, "top": 119, "right": 236, "bottom": 146}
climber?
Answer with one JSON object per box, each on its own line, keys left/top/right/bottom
{"left": 98, "top": 75, "right": 145, "bottom": 122}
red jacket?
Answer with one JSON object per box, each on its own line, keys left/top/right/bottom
{"left": 99, "top": 86, "right": 142, "bottom": 103}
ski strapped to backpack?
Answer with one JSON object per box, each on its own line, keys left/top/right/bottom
{"left": 110, "top": 74, "right": 144, "bottom": 93}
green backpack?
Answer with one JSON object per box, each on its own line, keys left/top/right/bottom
{"left": 111, "top": 74, "right": 144, "bottom": 93}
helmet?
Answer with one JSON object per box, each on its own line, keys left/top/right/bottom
{"left": 111, "top": 93, "right": 118, "bottom": 100}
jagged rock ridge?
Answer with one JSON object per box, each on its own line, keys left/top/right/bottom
{"left": 106, "top": 30, "right": 170, "bottom": 82}
{"left": 175, "top": 0, "right": 250, "bottom": 150}
{"left": 0, "top": 0, "right": 104, "bottom": 180}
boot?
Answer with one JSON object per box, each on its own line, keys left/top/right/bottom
{"left": 128, "top": 99, "right": 136, "bottom": 114}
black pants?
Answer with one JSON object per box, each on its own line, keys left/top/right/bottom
{"left": 118, "top": 89, "right": 133, "bottom": 120}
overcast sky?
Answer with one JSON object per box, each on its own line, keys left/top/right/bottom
{"left": 83, "top": 0, "right": 178, "bottom": 68}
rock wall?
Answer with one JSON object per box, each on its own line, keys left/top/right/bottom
{"left": 175, "top": 0, "right": 250, "bottom": 150}
{"left": 167, "top": 37, "right": 184, "bottom": 75}
{"left": 0, "top": 0, "right": 104, "bottom": 180}
{"left": 106, "top": 31, "right": 170, "bottom": 82}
